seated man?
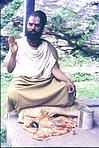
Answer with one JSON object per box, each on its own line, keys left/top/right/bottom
{"left": 3, "top": 10, "right": 76, "bottom": 113}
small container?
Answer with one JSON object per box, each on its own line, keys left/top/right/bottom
{"left": 77, "top": 107, "right": 94, "bottom": 129}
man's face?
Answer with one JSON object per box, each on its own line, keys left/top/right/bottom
{"left": 27, "top": 16, "right": 43, "bottom": 41}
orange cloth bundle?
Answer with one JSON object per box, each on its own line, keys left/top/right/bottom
{"left": 23, "top": 114, "right": 77, "bottom": 141}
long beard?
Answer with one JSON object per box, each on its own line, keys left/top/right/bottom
{"left": 26, "top": 30, "right": 42, "bottom": 47}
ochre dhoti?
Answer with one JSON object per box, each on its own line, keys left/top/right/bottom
{"left": 7, "top": 76, "right": 75, "bottom": 112}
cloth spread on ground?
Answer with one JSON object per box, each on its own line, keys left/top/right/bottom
{"left": 18, "top": 100, "right": 88, "bottom": 141}
{"left": 23, "top": 114, "right": 77, "bottom": 141}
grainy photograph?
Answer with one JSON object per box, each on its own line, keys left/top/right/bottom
{"left": 1, "top": 0, "right": 99, "bottom": 147}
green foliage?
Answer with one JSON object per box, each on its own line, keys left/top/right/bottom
{"left": 55, "top": 8, "right": 77, "bottom": 18}
{"left": 1, "top": 72, "right": 13, "bottom": 116}
{"left": 0, "top": 126, "right": 6, "bottom": 144}
{"left": 70, "top": 73, "right": 94, "bottom": 82}
{"left": 48, "top": 7, "right": 98, "bottom": 55}
{"left": 75, "top": 82, "right": 99, "bottom": 98}
{"left": 48, "top": 8, "right": 77, "bottom": 33}
{"left": 49, "top": 7, "right": 98, "bottom": 38}
{"left": 49, "top": 15, "right": 65, "bottom": 32}
{"left": 94, "top": 12, "right": 99, "bottom": 20}
{"left": 5, "top": 24, "right": 22, "bottom": 38}
{"left": 1, "top": 0, "right": 23, "bottom": 28}
{"left": 59, "top": 51, "right": 98, "bottom": 67}
{"left": 77, "top": 17, "right": 97, "bottom": 45}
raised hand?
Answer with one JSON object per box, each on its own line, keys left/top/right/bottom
{"left": 8, "top": 36, "right": 18, "bottom": 54}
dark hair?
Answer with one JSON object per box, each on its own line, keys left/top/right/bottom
{"left": 30, "top": 10, "right": 47, "bottom": 27}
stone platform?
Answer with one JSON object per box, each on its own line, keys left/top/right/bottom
{"left": 6, "top": 99, "right": 99, "bottom": 147}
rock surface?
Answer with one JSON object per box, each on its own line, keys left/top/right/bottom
{"left": 1, "top": 0, "right": 99, "bottom": 56}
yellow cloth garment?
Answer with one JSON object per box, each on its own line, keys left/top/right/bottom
{"left": 7, "top": 76, "right": 75, "bottom": 112}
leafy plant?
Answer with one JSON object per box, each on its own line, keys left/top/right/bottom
{"left": 59, "top": 51, "right": 98, "bottom": 67}
{"left": 1, "top": 0, "right": 23, "bottom": 28}
{"left": 0, "top": 126, "right": 7, "bottom": 144}
{"left": 77, "top": 17, "right": 97, "bottom": 45}
{"left": 75, "top": 81, "right": 99, "bottom": 98}
{"left": 48, "top": 5, "right": 98, "bottom": 55}
{"left": 69, "top": 73, "right": 94, "bottom": 82}
{"left": 48, "top": 8, "right": 77, "bottom": 33}
{"left": 5, "top": 24, "right": 22, "bottom": 38}
{"left": 1, "top": 72, "right": 13, "bottom": 117}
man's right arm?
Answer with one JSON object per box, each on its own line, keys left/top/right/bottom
{"left": 4, "top": 36, "right": 18, "bottom": 73}
{"left": 6, "top": 52, "right": 17, "bottom": 73}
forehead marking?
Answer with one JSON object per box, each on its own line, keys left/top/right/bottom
{"left": 29, "top": 16, "right": 40, "bottom": 24}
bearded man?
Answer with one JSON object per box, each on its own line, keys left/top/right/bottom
{"left": 3, "top": 10, "right": 76, "bottom": 113}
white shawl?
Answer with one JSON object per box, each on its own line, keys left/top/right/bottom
{"left": 3, "top": 37, "right": 57, "bottom": 78}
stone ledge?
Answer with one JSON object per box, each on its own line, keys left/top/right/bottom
{"left": 78, "top": 97, "right": 99, "bottom": 107}
{"left": 6, "top": 98, "right": 99, "bottom": 147}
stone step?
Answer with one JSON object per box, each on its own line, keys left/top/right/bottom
{"left": 6, "top": 106, "right": 99, "bottom": 147}
{"left": 78, "top": 98, "right": 99, "bottom": 107}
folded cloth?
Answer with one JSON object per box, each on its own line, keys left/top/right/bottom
{"left": 18, "top": 99, "right": 88, "bottom": 124}
{"left": 18, "top": 99, "right": 89, "bottom": 141}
